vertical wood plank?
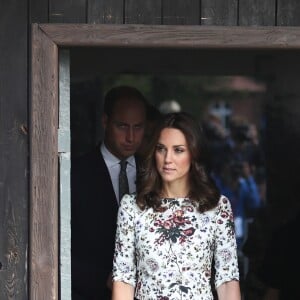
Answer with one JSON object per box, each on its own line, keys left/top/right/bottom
{"left": 201, "top": 0, "right": 238, "bottom": 25}
{"left": 163, "top": 0, "right": 200, "bottom": 25}
{"left": 30, "top": 24, "right": 59, "bottom": 300}
{"left": 277, "top": 0, "right": 300, "bottom": 26}
{"left": 87, "top": 0, "right": 123, "bottom": 24}
{"left": 239, "top": 0, "right": 276, "bottom": 25}
{"left": 125, "top": 0, "right": 162, "bottom": 24}
{"left": 0, "top": 0, "right": 29, "bottom": 299}
{"left": 49, "top": 0, "right": 87, "bottom": 23}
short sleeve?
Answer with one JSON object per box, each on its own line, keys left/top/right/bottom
{"left": 112, "top": 194, "right": 138, "bottom": 287}
{"left": 214, "top": 196, "right": 240, "bottom": 288}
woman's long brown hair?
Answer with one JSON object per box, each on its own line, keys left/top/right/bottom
{"left": 136, "top": 112, "right": 220, "bottom": 213}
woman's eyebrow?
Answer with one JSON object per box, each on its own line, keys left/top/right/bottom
{"left": 157, "top": 143, "right": 186, "bottom": 147}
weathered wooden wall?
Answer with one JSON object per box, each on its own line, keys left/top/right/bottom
{"left": 27, "top": 0, "right": 300, "bottom": 25}
{"left": 0, "top": 1, "right": 29, "bottom": 299}
{"left": 1, "top": 0, "right": 300, "bottom": 299}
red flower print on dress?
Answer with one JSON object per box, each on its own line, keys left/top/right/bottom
{"left": 153, "top": 209, "right": 196, "bottom": 245}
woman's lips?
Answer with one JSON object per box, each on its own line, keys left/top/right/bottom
{"left": 163, "top": 167, "right": 175, "bottom": 173}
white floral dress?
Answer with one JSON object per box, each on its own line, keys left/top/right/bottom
{"left": 112, "top": 194, "right": 239, "bottom": 300}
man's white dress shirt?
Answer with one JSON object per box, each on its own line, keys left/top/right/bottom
{"left": 101, "top": 143, "right": 137, "bottom": 204}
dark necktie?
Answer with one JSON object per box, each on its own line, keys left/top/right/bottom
{"left": 119, "top": 160, "right": 129, "bottom": 201}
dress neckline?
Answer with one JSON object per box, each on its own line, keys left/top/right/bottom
{"left": 161, "top": 197, "right": 190, "bottom": 203}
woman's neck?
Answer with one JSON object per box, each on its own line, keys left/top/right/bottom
{"left": 161, "top": 184, "right": 189, "bottom": 199}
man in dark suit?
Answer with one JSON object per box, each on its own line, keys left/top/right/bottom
{"left": 71, "top": 86, "right": 148, "bottom": 299}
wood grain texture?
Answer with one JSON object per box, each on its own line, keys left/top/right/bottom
{"left": 88, "top": 0, "right": 123, "bottom": 23}
{"left": 201, "top": 0, "right": 238, "bottom": 25}
{"left": 30, "top": 24, "right": 59, "bottom": 300}
{"left": 125, "top": 0, "right": 161, "bottom": 24}
{"left": 49, "top": 0, "right": 87, "bottom": 23}
{"left": 0, "top": 0, "right": 29, "bottom": 299}
{"left": 39, "top": 23, "right": 300, "bottom": 49}
{"left": 277, "top": 0, "right": 300, "bottom": 26}
{"left": 239, "top": 0, "right": 276, "bottom": 26}
{"left": 163, "top": 0, "right": 200, "bottom": 25}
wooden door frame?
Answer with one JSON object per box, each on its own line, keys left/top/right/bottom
{"left": 30, "top": 23, "right": 300, "bottom": 299}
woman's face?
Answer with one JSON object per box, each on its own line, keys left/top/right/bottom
{"left": 155, "top": 128, "right": 191, "bottom": 185}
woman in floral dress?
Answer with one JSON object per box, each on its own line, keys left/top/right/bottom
{"left": 112, "top": 112, "right": 241, "bottom": 300}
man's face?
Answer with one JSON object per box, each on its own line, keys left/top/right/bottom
{"left": 102, "top": 98, "right": 146, "bottom": 160}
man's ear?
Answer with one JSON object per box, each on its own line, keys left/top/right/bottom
{"left": 102, "top": 114, "right": 108, "bottom": 129}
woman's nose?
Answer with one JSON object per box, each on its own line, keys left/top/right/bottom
{"left": 164, "top": 150, "right": 172, "bottom": 162}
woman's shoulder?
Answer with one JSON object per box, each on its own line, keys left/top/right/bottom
{"left": 204, "top": 195, "right": 232, "bottom": 217}
{"left": 207, "top": 195, "right": 235, "bottom": 227}
{"left": 119, "top": 193, "right": 140, "bottom": 213}
{"left": 216, "top": 195, "right": 233, "bottom": 212}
